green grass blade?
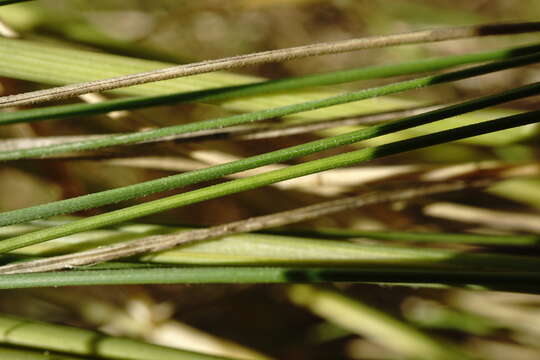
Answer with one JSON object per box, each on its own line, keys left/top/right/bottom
{"left": 0, "top": 314, "right": 240, "bottom": 360}
{"left": 271, "top": 228, "right": 540, "bottom": 246}
{"left": 2, "top": 51, "right": 540, "bottom": 161}
{"left": 1, "top": 108, "right": 539, "bottom": 253}
{"left": 0, "top": 265, "right": 538, "bottom": 289}
{"left": 3, "top": 220, "right": 540, "bottom": 272}
{"left": 2, "top": 81, "right": 540, "bottom": 227}
{"left": 2, "top": 43, "right": 540, "bottom": 126}
{"left": 5, "top": 22, "right": 540, "bottom": 107}
{"left": 0, "top": 37, "right": 415, "bottom": 120}
{"left": 5, "top": 219, "right": 539, "bottom": 254}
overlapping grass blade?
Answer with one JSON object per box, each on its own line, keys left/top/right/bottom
{"left": 1, "top": 108, "right": 539, "bottom": 253}
{"left": 0, "top": 36, "right": 414, "bottom": 120}
{"left": 3, "top": 219, "right": 539, "bottom": 252}
{"left": 2, "top": 52, "right": 540, "bottom": 162}
{"left": 2, "top": 43, "right": 540, "bottom": 126}
{"left": 2, "top": 80, "right": 540, "bottom": 227}
{"left": 3, "top": 211, "right": 540, "bottom": 274}
{"left": 4, "top": 22, "right": 540, "bottom": 107}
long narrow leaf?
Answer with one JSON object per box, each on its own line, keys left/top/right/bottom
{"left": 1, "top": 81, "right": 540, "bottom": 227}
{"left": 2, "top": 43, "right": 540, "bottom": 126}
{"left": 1, "top": 109, "right": 539, "bottom": 253}
{"left": 3, "top": 22, "right": 540, "bottom": 107}
{"left": 0, "top": 266, "right": 538, "bottom": 289}
{"left": 2, "top": 52, "right": 540, "bottom": 161}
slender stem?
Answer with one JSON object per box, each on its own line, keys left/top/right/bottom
{"left": 1, "top": 109, "right": 539, "bottom": 253}
{"left": 2, "top": 80, "right": 540, "bottom": 227}
{"left": 0, "top": 179, "right": 486, "bottom": 273}
{"left": 0, "top": 265, "right": 538, "bottom": 289}
{"left": 2, "top": 21, "right": 540, "bottom": 107}
{"left": 3, "top": 52, "right": 540, "bottom": 162}
{"left": 272, "top": 228, "right": 540, "bottom": 246}
{"left": 2, "top": 43, "right": 540, "bottom": 126}
{"left": 0, "top": 106, "right": 439, "bottom": 152}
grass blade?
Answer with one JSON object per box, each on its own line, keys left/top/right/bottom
{"left": 1, "top": 81, "right": 540, "bottom": 227}
{"left": 2, "top": 52, "right": 540, "bottom": 161}
{"left": 2, "top": 43, "right": 540, "bottom": 126}
{"left": 0, "top": 266, "right": 538, "bottom": 289}
{"left": 1, "top": 108, "right": 539, "bottom": 253}
{"left": 3, "top": 21, "right": 540, "bottom": 107}
{"left": 273, "top": 227, "right": 540, "bottom": 246}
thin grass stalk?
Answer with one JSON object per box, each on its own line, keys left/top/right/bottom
{"left": 3, "top": 21, "right": 540, "bottom": 107}
{"left": 0, "top": 265, "right": 539, "bottom": 289}
{"left": 0, "top": 178, "right": 490, "bottom": 273}
{"left": 3, "top": 218, "right": 539, "bottom": 249}
{"left": 1, "top": 80, "right": 540, "bottom": 228}
{"left": 3, "top": 52, "right": 540, "bottom": 161}
{"left": 270, "top": 228, "right": 540, "bottom": 246}
{"left": 2, "top": 43, "right": 540, "bottom": 126}
{"left": 3, "top": 198, "right": 540, "bottom": 275}
{"left": 1, "top": 109, "right": 539, "bottom": 253}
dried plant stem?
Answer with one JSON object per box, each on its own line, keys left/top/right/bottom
{"left": 0, "top": 177, "right": 499, "bottom": 274}
{"left": 1, "top": 21, "right": 540, "bottom": 108}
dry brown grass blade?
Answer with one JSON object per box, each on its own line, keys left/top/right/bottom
{"left": 4, "top": 162, "right": 536, "bottom": 275}
{"left": 0, "top": 175, "right": 509, "bottom": 275}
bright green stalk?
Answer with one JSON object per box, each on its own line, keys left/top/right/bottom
{"left": 0, "top": 315, "right": 239, "bottom": 360}
{"left": 2, "top": 81, "right": 540, "bottom": 228}
{"left": 0, "top": 37, "right": 412, "bottom": 119}
{"left": 1, "top": 109, "right": 539, "bottom": 253}
{"left": 288, "top": 285, "right": 470, "bottom": 360}
{"left": 271, "top": 228, "right": 540, "bottom": 246}
{"left": 2, "top": 43, "right": 540, "bottom": 126}
{"left": 0, "top": 265, "right": 538, "bottom": 289}
{"left": 2, "top": 52, "right": 540, "bottom": 162}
